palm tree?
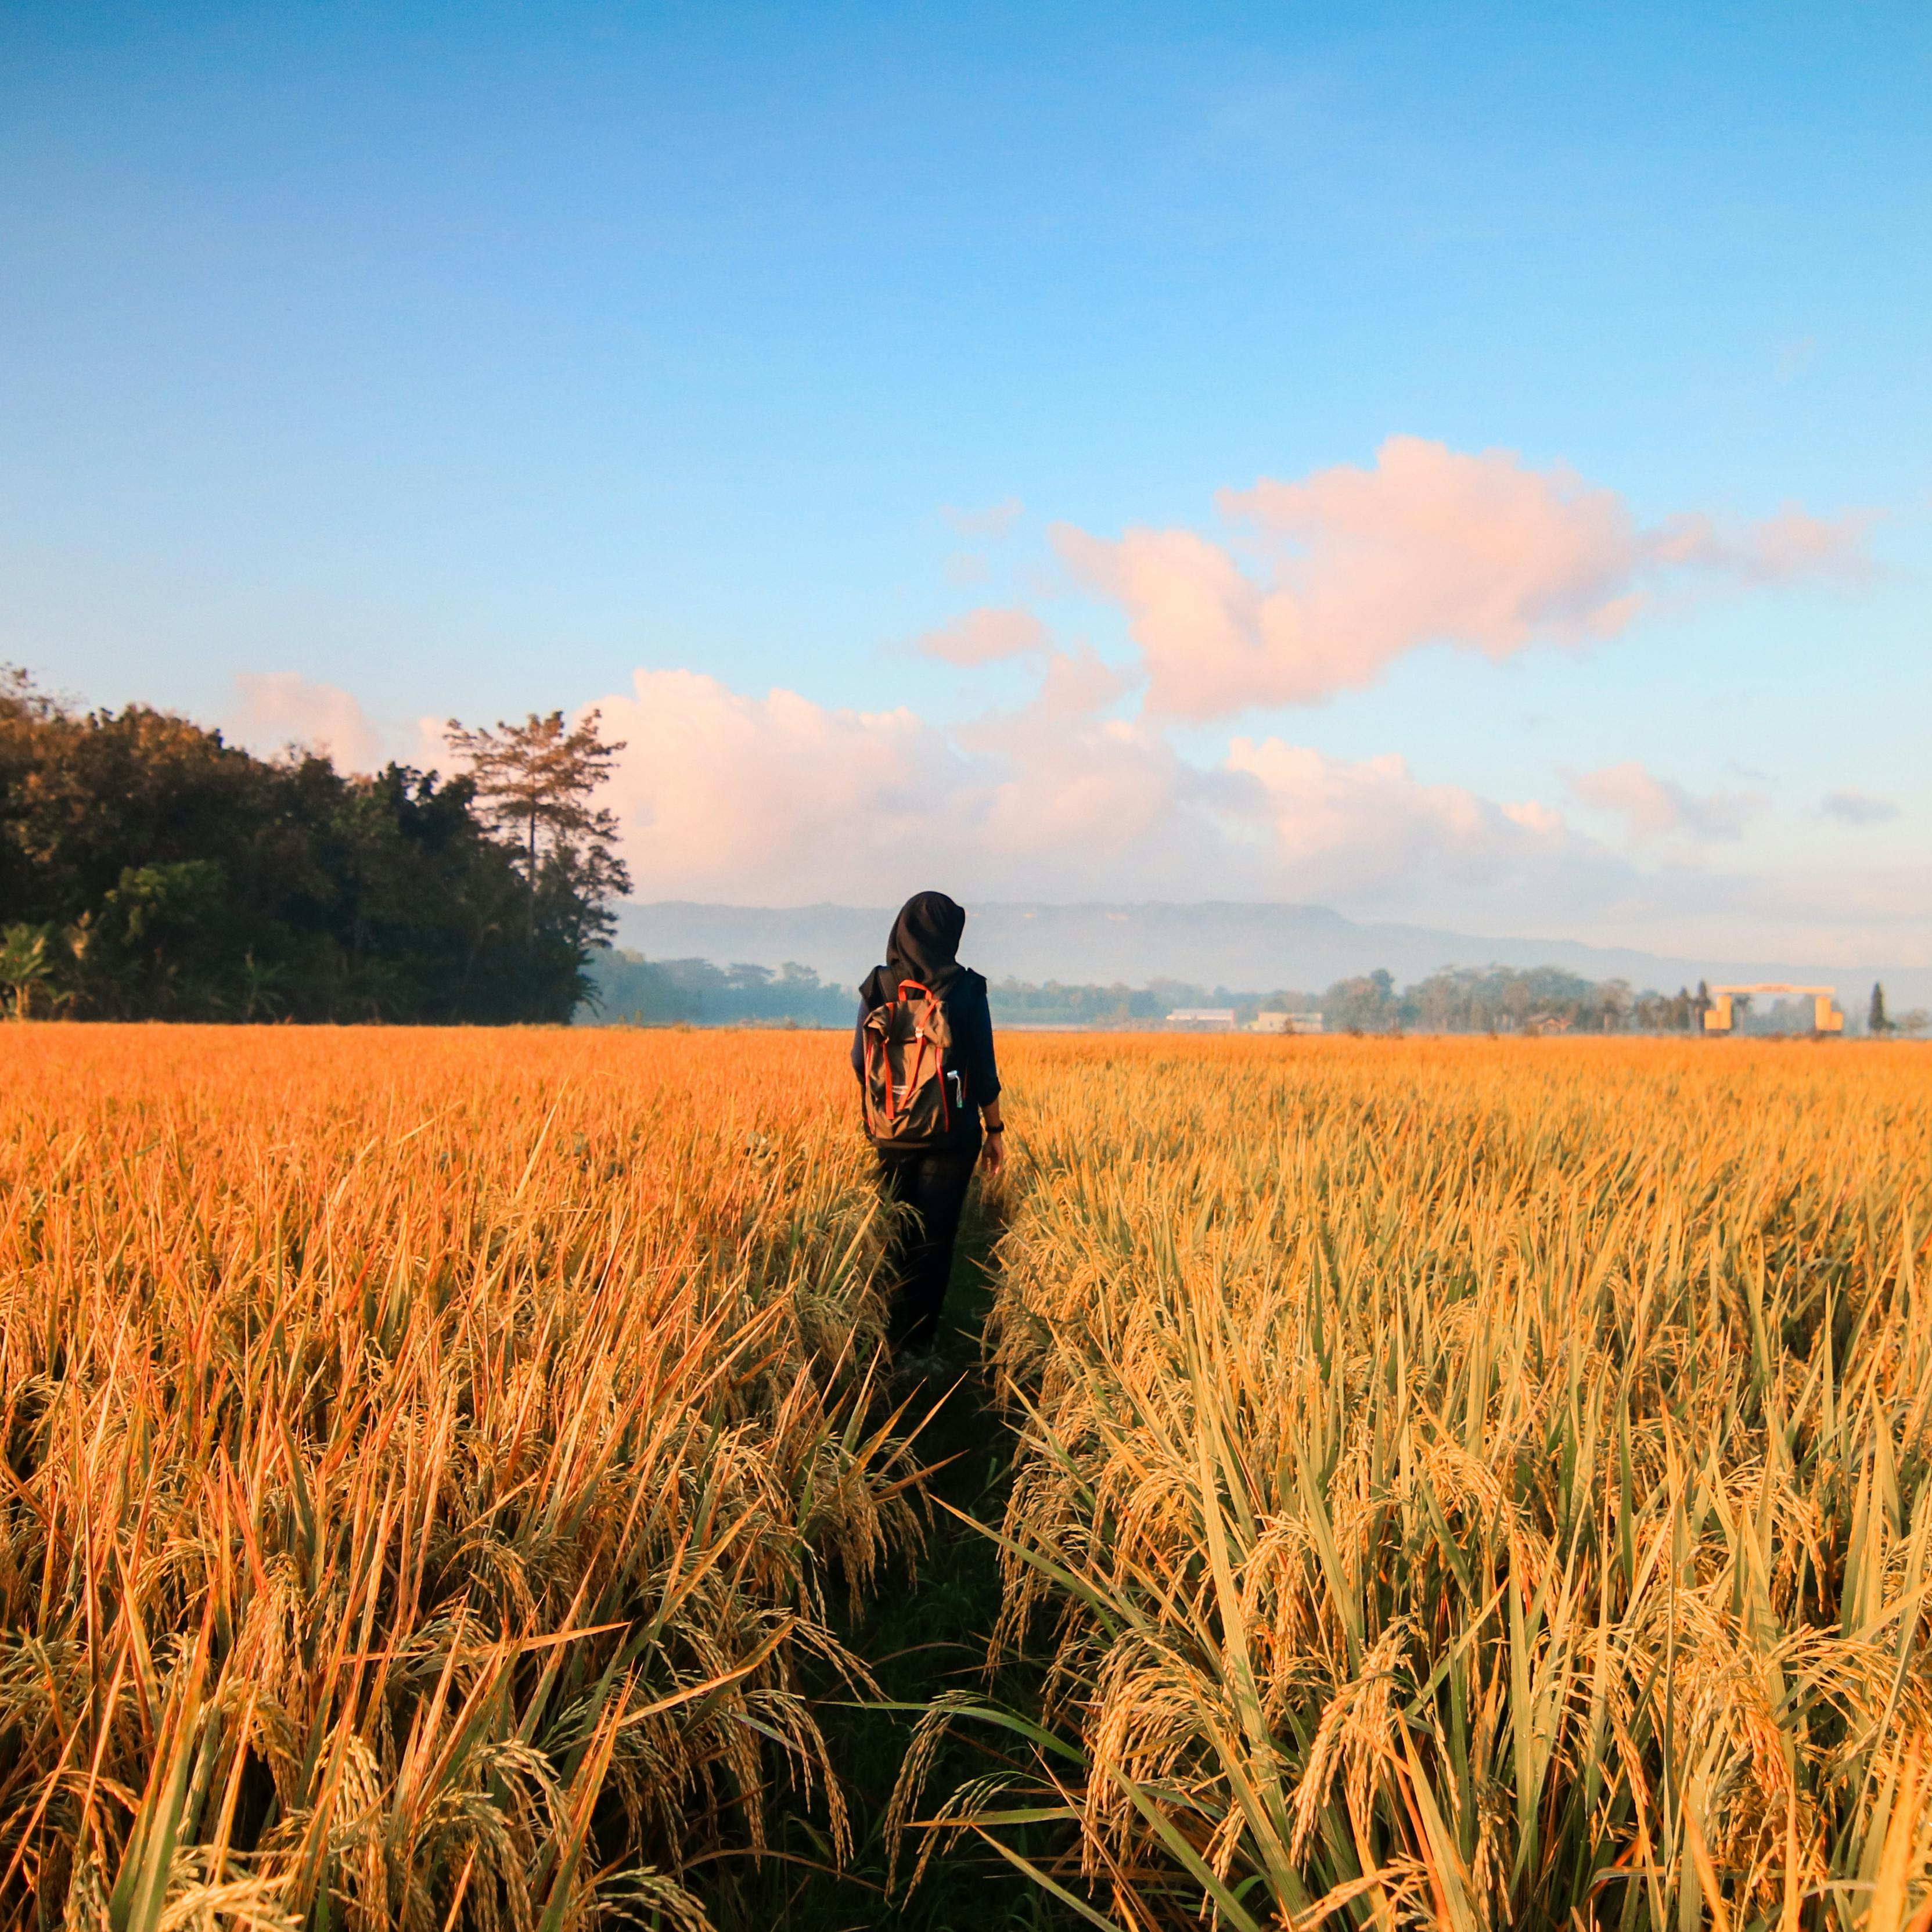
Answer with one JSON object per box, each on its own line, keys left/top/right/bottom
{"left": 0, "top": 924, "right": 55, "bottom": 1019}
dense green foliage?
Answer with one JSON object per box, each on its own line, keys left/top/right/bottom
{"left": 577, "top": 958, "right": 1729, "bottom": 1036}
{"left": 1321, "top": 961, "right": 1699, "bottom": 1032}
{"left": 0, "top": 668, "right": 617, "bottom": 1021}
{"left": 584, "top": 948, "right": 859, "bottom": 1027}
{"left": 1325, "top": 965, "right": 1916, "bottom": 1034}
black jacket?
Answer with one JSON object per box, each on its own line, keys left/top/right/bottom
{"left": 851, "top": 967, "right": 1001, "bottom": 1141}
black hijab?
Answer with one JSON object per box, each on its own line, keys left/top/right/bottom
{"left": 862, "top": 891, "right": 966, "bottom": 1006}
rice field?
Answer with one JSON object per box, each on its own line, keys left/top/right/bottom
{"left": 5, "top": 1028, "right": 1930, "bottom": 1930}
{"left": 901, "top": 1036, "right": 1932, "bottom": 1931}
{"left": 0, "top": 1027, "right": 916, "bottom": 1931}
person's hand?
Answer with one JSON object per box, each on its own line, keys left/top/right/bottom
{"left": 980, "top": 1129, "right": 1005, "bottom": 1175}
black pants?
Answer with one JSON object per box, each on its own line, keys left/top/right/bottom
{"left": 876, "top": 1146, "right": 979, "bottom": 1352}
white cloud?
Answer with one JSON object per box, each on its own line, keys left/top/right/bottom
{"left": 1646, "top": 505, "right": 1875, "bottom": 585}
{"left": 961, "top": 649, "right": 1189, "bottom": 864}
{"left": 591, "top": 669, "right": 985, "bottom": 903}
{"left": 230, "top": 672, "right": 387, "bottom": 772}
{"left": 917, "top": 606, "right": 1049, "bottom": 665}
{"left": 1052, "top": 436, "right": 1872, "bottom": 719}
{"left": 1225, "top": 737, "right": 1592, "bottom": 905}
{"left": 588, "top": 662, "right": 1242, "bottom": 904}
{"left": 943, "top": 496, "right": 1024, "bottom": 540}
{"left": 414, "top": 714, "right": 459, "bottom": 769}
{"left": 573, "top": 660, "right": 1930, "bottom": 962}
{"left": 1563, "top": 761, "right": 1764, "bottom": 842}
{"left": 283, "top": 662, "right": 1930, "bottom": 967}
{"left": 579, "top": 660, "right": 1618, "bottom": 913}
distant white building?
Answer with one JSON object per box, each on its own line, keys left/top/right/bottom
{"left": 1250, "top": 1011, "right": 1324, "bottom": 1035}
{"left": 1166, "top": 1008, "right": 1238, "bottom": 1031}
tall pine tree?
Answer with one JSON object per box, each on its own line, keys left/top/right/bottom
{"left": 442, "top": 710, "right": 632, "bottom": 945}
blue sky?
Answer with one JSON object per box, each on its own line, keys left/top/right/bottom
{"left": 3, "top": 2, "right": 1927, "bottom": 960}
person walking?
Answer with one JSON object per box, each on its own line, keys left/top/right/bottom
{"left": 852, "top": 891, "right": 1003, "bottom": 1365}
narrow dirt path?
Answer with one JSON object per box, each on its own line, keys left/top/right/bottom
{"left": 713, "top": 1189, "right": 1083, "bottom": 1932}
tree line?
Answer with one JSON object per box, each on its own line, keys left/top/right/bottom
{"left": 584, "top": 955, "right": 1929, "bottom": 1035}
{"left": 1319, "top": 965, "right": 1924, "bottom": 1035}
{"left": 584, "top": 951, "right": 859, "bottom": 1027}
{"left": 0, "top": 667, "right": 629, "bottom": 1023}
{"left": 582, "top": 959, "right": 1319, "bottom": 1030}
{"left": 1321, "top": 964, "right": 1673, "bottom": 1034}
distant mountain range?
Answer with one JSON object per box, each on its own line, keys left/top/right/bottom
{"left": 611, "top": 901, "right": 1932, "bottom": 1009}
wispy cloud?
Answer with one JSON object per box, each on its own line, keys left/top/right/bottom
{"left": 942, "top": 496, "right": 1024, "bottom": 540}
{"left": 1646, "top": 504, "right": 1875, "bottom": 585}
{"left": 916, "top": 606, "right": 1050, "bottom": 665}
{"left": 1822, "top": 787, "right": 1899, "bottom": 827}
{"left": 1563, "top": 761, "right": 1762, "bottom": 842}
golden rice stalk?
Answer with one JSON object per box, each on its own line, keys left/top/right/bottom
{"left": 0, "top": 1026, "right": 922, "bottom": 1930}
{"left": 904, "top": 1035, "right": 1932, "bottom": 1930}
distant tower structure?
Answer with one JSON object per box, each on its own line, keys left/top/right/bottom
{"left": 1702, "top": 984, "right": 1844, "bottom": 1035}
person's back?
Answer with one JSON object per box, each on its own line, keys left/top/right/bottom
{"left": 851, "top": 891, "right": 1004, "bottom": 1363}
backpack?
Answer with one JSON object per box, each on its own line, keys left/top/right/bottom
{"left": 859, "top": 979, "right": 969, "bottom": 1147}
